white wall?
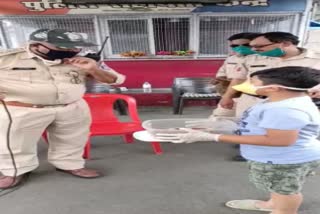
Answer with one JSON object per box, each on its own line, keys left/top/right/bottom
{"left": 304, "top": 29, "right": 320, "bottom": 51}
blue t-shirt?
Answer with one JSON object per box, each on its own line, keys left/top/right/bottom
{"left": 238, "top": 96, "right": 320, "bottom": 164}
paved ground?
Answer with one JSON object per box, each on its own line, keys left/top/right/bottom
{"left": 0, "top": 106, "right": 319, "bottom": 214}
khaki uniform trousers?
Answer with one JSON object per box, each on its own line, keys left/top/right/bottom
{"left": 0, "top": 99, "right": 91, "bottom": 176}
{"left": 210, "top": 94, "right": 261, "bottom": 120}
{"left": 210, "top": 104, "right": 236, "bottom": 119}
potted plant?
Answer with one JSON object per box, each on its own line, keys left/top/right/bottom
{"left": 120, "top": 51, "right": 146, "bottom": 57}
{"left": 156, "top": 50, "right": 195, "bottom": 56}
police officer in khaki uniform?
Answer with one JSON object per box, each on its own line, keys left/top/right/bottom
{"left": 208, "top": 33, "right": 261, "bottom": 162}
{"left": 0, "top": 29, "right": 125, "bottom": 189}
{"left": 218, "top": 32, "right": 320, "bottom": 118}
{"left": 211, "top": 32, "right": 261, "bottom": 118}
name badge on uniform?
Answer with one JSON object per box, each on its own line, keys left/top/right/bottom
{"left": 12, "top": 67, "right": 36, "bottom": 70}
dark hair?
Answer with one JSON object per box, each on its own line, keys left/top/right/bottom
{"left": 250, "top": 66, "right": 320, "bottom": 89}
{"left": 259, "top": 32, "right": 300, "bottom": 45}
{"left": 228, "top": 32, "right": 262, "bottom": 41}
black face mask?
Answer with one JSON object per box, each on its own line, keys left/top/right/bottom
{"left": 37, "top": 44, "right": 80, "bottom": 61}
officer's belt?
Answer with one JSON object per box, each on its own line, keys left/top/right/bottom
{"left": 2, "top": 101, "right": 68, "bottom": 108}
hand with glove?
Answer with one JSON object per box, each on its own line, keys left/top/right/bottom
{"left": 185, "top": 117, "right": 238, "bottom": 134}
{"left": 156, "top": 128, "right": 221, "bottom": 144}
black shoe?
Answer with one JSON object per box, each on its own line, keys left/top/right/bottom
{"left": 232, "top": 155, "right": 247, "bottom": 162}
{"left": 233, "top": 144, "right": 240, "bottom": 149}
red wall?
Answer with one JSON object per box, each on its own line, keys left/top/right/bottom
{"left": 106, "top": 59, "right": 224, "bottom": 88}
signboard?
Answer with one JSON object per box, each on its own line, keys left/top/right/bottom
{"left": 194, "top": 0, "right": 306, "bottom": 12}
{"left": 62, "top": 0, "right": 229, "bottom": 3}
{"left": 3, "top": 0, "right": 202, "bottom": 14}
{"left": 0, "top": 0, "right": 307, "bottom": 15}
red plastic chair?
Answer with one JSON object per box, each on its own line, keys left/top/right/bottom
{"left": 82, "top": 93, "right": 162, "bottom": 159}
{"left": 42, "top": 94, "right": 163, "bottom": 159}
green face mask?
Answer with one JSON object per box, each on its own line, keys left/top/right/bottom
{"left": 232, "top": 46, "right": 256, "bottom": 56}
{"left": 257, "top": 48, "right": 285, "bottom": 57}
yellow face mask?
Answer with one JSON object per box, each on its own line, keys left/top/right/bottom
{"left": 232, "top": 81, "right": 310, "bottom": 95}
{"left": 232, "top": 81, "right": 262, "bottom": 95}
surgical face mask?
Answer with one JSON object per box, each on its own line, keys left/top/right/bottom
{"left": 232, "top": 81, "right": 266, "bottom": 95}
{"left": 38, "top": 44, "right": 80, "bottom": 61}
{"left": 232, "top": 81, "right": 309, "bottom": 96}
{"left": 256, "top": 48, "right": 285, "bottom": 57}
{"left": 232, "top": 46, "right": 256, "bottom": 56}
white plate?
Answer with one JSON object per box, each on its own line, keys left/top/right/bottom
{"left": 133, "top": 131, "right": 170, "bottom": 142}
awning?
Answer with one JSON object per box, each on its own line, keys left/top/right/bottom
{"left": 192, "top": 0, "right": 307, "bottom": 13}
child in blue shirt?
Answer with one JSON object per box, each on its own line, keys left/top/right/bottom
{"left": 157, "top": 66, "right": 320, "bottom": 214}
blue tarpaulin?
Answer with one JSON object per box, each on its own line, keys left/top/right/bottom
{"left": 310, "top": 21, "right": 320, "bottom": 27}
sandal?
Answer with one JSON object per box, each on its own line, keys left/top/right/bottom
{"left": 0, "top": 173, "right": 30, "bottom": 190}
{"left": 225, "top": 200, "right": 273, "bottom": 212}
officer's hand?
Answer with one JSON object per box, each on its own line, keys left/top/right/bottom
{"left": 219, "top": 96, "right": 234, "bottom": 109}
{"left": 64, "top": 57, "right": 98, "bottom": 73}
{"left": 308, "top": 84, "right": 320, "bottom": 98}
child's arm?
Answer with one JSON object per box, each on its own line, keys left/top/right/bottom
{"left": 157, "top": 107, "right": 310, "bottom": 146}
{"left": 157, "top": 128, "right": 298, "bottom": 147}
{"left": 219, "top": 129, "right": 299, "bottom": 146}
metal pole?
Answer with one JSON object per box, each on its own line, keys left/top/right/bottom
{"left": 298, "top": 0, "right": 313, "bottom": 46}
{"left": 0, "top": 21, "right": 9, "bottom": 49}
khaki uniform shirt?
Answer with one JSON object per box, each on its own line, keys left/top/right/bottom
{"left": 0, "top": 47, "right": 125, "bottom": 105}
{"left": 216, "top": 55, "right": 246, "bottom": 79}
{"left": 235, "top": 48, "right": 320, "bottom": 79}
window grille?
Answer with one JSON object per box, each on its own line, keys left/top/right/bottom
{"left": 153, "top": 17, "right": 190, "bottom": 52}
{"left": 0, "top": 13, "right": 300, "bottom": 58}
{"left": 0, "top": 15, "right": 98, "bottom": 51}
{"left": 104, "top": 19, "right": 150, "bottom": 54}
{"left": 199, "top": 15, "right": 297, "bottom": 56}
